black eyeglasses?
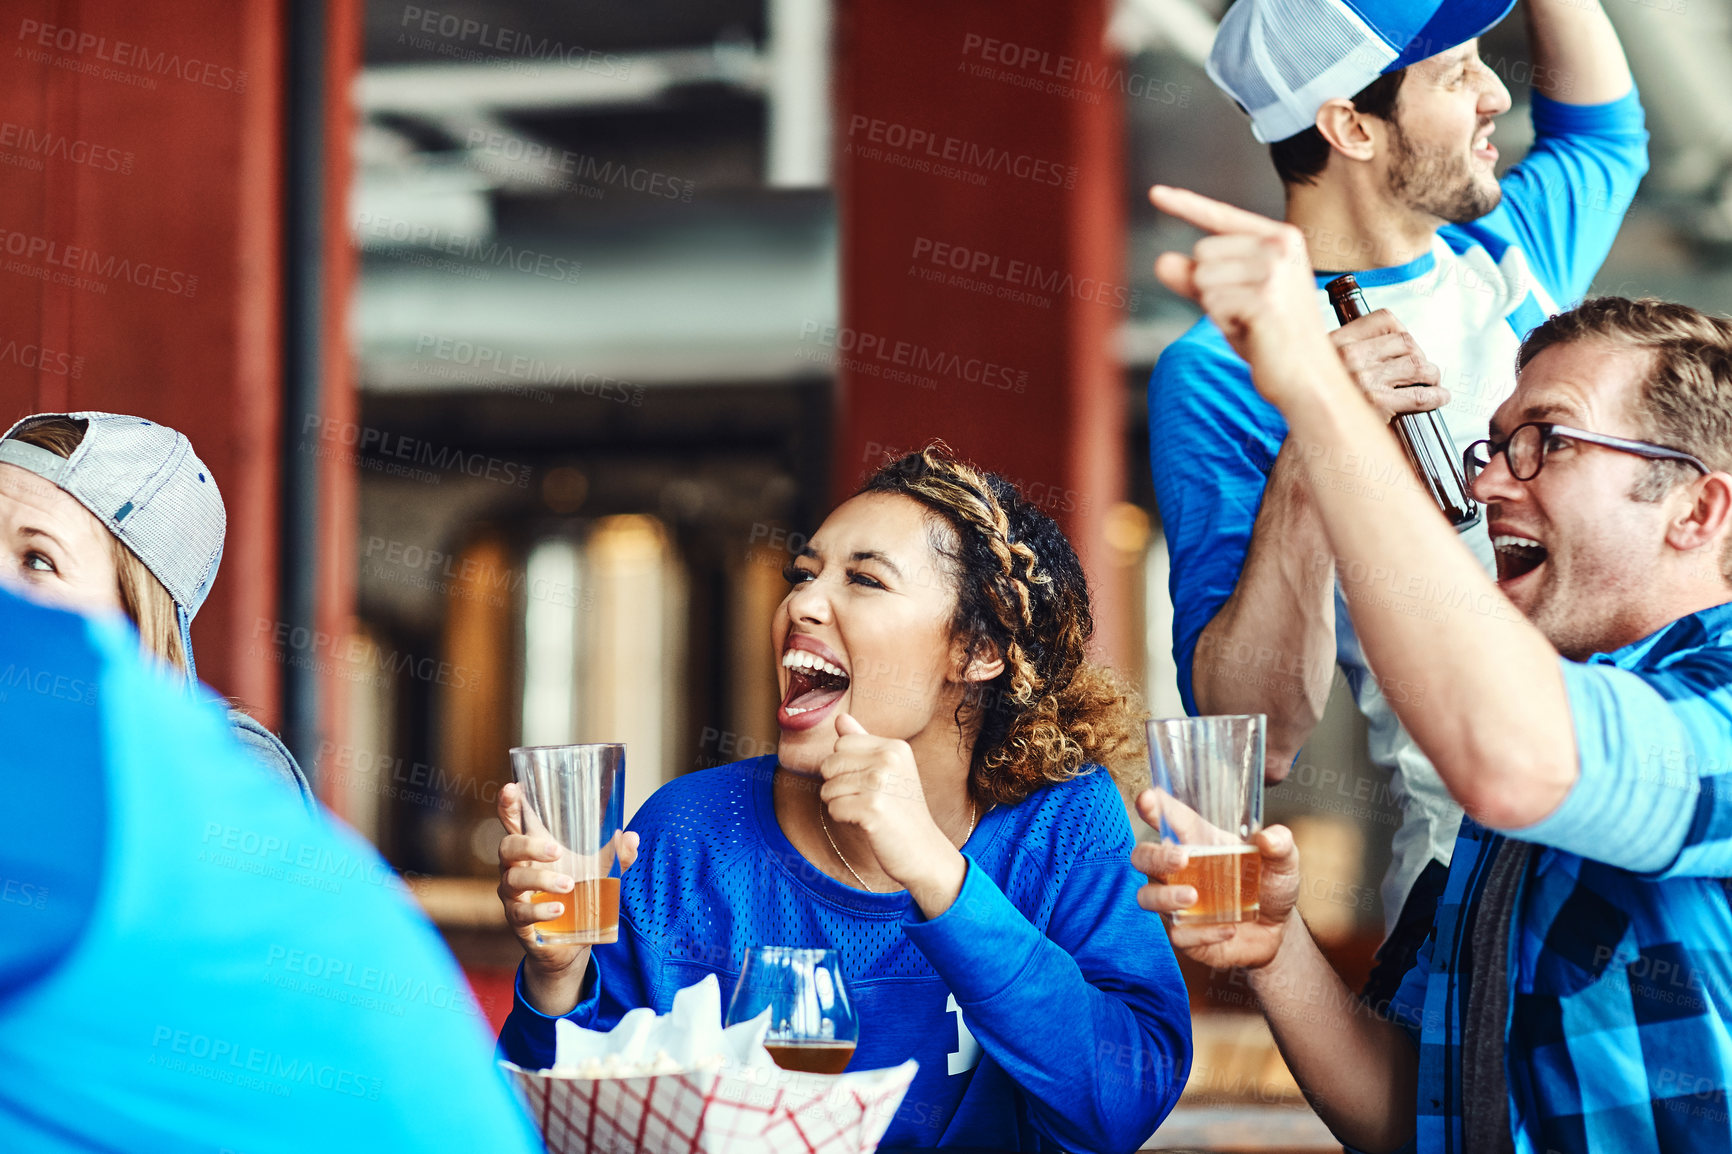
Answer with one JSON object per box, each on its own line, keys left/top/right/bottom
{"left": 1463, "top": 422, "right": 1711, "bottom": 485}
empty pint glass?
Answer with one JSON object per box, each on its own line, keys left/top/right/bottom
{"left": 510, "top": 743, "right": 626, "bottom": 945}
{"left": 1146, "top": 715, "right": 1265, "bottom": 925}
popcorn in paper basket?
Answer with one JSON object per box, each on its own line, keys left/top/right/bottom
{"left": 501, "top": 975, "right": 918, "bottom": 1154}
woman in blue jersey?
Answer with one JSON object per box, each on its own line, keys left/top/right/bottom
{"left": 495, "top": 446, "right": 1191, "bottom": 1152}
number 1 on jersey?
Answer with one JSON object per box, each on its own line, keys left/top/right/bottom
{"left": 946, "top": 993, "right": 981, "bottom": 1075}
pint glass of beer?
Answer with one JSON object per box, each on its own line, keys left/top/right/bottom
{"left": 509, "top": 743, "right": 626, "bottom": 946}
{"left": 1145, "top": 715, "right": 1265, "bottom": 925}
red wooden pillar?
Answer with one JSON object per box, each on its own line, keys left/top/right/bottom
{"left": 833, "top": 0, "right": 1130, "bottom": 667}
{"left": 0, "top": 2, "right": 358, "bottom": 739}
{"left": 315, "top": 0, "right": 363, "bottom": 801}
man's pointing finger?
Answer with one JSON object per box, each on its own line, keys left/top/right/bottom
{"left": 1149, "top": 184, "right": 1290, "bottom": 237}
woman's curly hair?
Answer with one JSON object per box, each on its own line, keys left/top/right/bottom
{"left": 859, "top": 444, "right": 1146, "bottom": 806}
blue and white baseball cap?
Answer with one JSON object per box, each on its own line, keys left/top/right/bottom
{"left": 1208, "top": 0, "right": 1519, "bottom": 142}
{"left": 0, "top": 411, "right": 225, "bottom": 681}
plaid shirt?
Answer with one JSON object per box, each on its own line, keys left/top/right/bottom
{"left": 1386, "top": 601, "right": 1732, "bottom": 1153}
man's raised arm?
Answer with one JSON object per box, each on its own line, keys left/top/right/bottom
{"left": 1177, "top": 277, "right": 1447, "bottom": 776}
{"left": 1527, "top": 0, "right": 1632, "bottom": 106}
{"left": 1187, "top": 440, "right": 1339, "bottom": 778}
{"left": 1152, "top": 185, "right": 1578, "bottom": 831}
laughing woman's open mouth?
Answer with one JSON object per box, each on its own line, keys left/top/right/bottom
{"left": 778, "top": 639, "right": 851, "bottom": 730}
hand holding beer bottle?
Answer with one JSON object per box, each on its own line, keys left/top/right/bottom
{"left": 1131, "top": 790, "right": 1302, "bottom": 970}
{"left": 1326, "top": 308, "right": 1450, "bottom": 424}
{"left": 1327, "top": 275, "right": 1479, "bottom": 529}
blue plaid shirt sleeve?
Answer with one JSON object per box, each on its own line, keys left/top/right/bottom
{"left": 1514, "top": 647, "right": 1732, "bottom": 876}
{"left": 1396, "top": 609, "right": 1732, "bottom": 1153}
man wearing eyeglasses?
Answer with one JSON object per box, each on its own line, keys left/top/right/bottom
{"left": 1150, "top": 0, "right": 1648, "bottom": 1008}
{"left": 1142, "top": 186, "right": 1732, "bottom": 1153}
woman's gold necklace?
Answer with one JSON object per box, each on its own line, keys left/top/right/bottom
{"left": 818, "top": 799, "right": 979, "bottom": 894}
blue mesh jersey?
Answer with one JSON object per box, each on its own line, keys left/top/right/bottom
{"left": 498, "top": 755, "right": 1192, "bottom": 1152}
{"left": 1385, "top": 602, "right": 1732, "bottom": 1153}
{"left": 0, "top": 588, "right": 542, "bottom": 1154}
{"left": 1149, "top": 89, "right": 1650, "bottom": 930}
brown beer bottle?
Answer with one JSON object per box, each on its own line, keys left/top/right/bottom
{"left": 1325, "top": 274, "right": 1481, "bottom": 530}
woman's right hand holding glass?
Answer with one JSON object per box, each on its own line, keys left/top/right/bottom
{"left": 496, "top": 782, "right": 638, "bottom": 1016}
{"left": 1131, "top": 788, "right": 1302, "bottom": 971}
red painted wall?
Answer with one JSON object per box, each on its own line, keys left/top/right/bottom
{"left": 834, "top": 0, "right": 1129, "bottom": 663}
{"left": 0, "top": 1, "right": 358, "bottom": 741}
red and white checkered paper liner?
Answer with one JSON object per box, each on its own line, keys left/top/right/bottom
{"left": 503, "top": 1060, "right": 917, "bottom": 1154}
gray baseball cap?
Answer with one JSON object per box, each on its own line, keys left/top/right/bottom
{"left": 0, "top": 411, "right": 226, "bottom": 681}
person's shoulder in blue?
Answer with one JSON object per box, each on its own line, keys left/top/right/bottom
{"left": 0, "top": 586, "right": 541, "bottom": 1154}
{"left": 497, "top": 446, "right": 1191, "bottom": 1153}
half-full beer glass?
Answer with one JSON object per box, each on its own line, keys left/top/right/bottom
{"left": 509, "top": 743, "right": 626, "bottom": 945}
{"left": 725, "top": 947, "right": 858, "bottom": 1075}
{"left": 1146, "top": 715, "right": 1265, "bottom": 925}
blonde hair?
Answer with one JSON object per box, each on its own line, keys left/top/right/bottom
{"left": 859, "top": 444, "right": 1146, "bottom": 805}
{"left": 6, "top": 416, "right": 188, "bottom": 671}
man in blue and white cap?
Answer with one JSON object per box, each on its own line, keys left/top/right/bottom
{"left": 0, "top": 411, "right": 312, "bottom": 804}
{"left": 1149, "top": 0, "right": 1645, "bottom": 1002}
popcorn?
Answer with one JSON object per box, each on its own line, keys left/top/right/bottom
{"left": 567, "top": 1049, "right": 709, "bottom": 1080}
{"left": 501, "top": 976, "right": 917, "bottom": 1154}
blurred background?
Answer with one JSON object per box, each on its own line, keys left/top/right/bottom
{"left": 2, "top": 0, "right": 1723, "bottom": 1146}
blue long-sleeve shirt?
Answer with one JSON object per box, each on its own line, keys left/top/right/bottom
{"left": 498, "top": 756, "right": 1192, "bottom": 1153}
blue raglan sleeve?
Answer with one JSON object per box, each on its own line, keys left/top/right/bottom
{"left": 497, "top": 776, "right": 694, "bottom": 1068}
{"left": 902, "top": 778, "right": 1192, "bottom": 1154}
{"left": 1513, "top": 651, "right": 1732, "bottom": 877}
{"left": 1148, "top": 323, "right": 1286, "bottom": 714}
{"left": 496, "top": 915, "right": 659, "bottom": 1070}
{"left": 1487, "top": 89, "right": 1648, "bottom": 307}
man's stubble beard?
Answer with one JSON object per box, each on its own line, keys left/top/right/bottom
{"left": 1384, "top": 118, "right": 1502, "bottom": 225}
{"left": 1524, "top": 578, "right": 1592, "bottom": 662}
{"left": 1521, "top": 544, "right": 1664, "bottom": 663}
